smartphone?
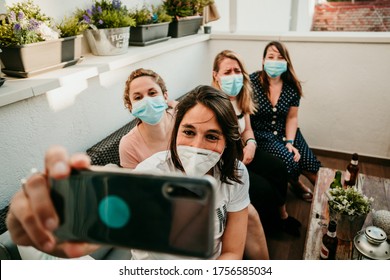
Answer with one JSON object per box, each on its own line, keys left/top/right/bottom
{"left": 50, "top": 166, "right": 216, "bottom": 258}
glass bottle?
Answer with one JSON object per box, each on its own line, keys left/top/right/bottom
{"left": 320, "top": 220, "right": 338, "bottom": 260}
{"left": 343, "top": 153, "right": 359, "bottom": 188}
{"left": 330, "top": 170, "right": 342, "bottom": 189}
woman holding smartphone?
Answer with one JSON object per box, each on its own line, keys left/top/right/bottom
{"left": 6, "top": 86, "right": 251, "bottom": 260}
{"left": 120, "top": 68, "right": 268, "bottom": 259}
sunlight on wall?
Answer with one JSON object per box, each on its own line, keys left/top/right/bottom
{"left": 46, "top": 80, "right": 88, "bottom": 112}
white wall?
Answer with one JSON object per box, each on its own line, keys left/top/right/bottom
{"left": 236, "top": 0, "right": 291, "bottom": 32}
{"left": 209, "top": 34, "right": 390, "bottom": 161}
{"left": 207, "top": 0, "right": 315, "bottom": 33}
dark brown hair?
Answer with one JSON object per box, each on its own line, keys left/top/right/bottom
{"left": 260, "top": 41, "right": 303, "bottom": 97}
{"left": 169, "top": 85, "right": 243, "bottom": 184}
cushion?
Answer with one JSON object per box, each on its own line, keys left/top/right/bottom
{"left": 86, "top": 120, "right": 138, "bottom": 166}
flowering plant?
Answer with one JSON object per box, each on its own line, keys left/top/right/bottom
{"left": 163, "top": 0, "right": 214, "bottom": 18}
{"left": 327, "top": 186, "right": 373, "bottom": 216}
{"left": 76, "top": 0, "right": 135, "bottom": 29}
{"left": 0, "top": 0, "right": 59, "bottom": 47}
{"left": 129, "top": 4, "right": 172, "bottom": 26}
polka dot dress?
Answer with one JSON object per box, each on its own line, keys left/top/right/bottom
{"left": 249, "top": 71, "right": 321, "bottom": 181}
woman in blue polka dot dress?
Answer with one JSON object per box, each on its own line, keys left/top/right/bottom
{"left": 250, "top": 41, "right": 321, "bottom": 202}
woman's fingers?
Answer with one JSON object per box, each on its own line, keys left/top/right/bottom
{"left": 7, "top": 146, "right": 94, "bottom": 257}
{"left": 60, "top": 243, "right": 101, "bottom": 258}
{"left": 293, "top": 148, "right": 301, "bottom": 162}
{"left": 45, "top": 145, "right": 71, "bottom": 180}
{"left": 41, "top": 147, "right": 90, "bottom": 231}
{"left": 287, "top": 145, "right": 301, "bottom": 162}
{"left": 69, "top": 153, "right": 91, "bottom": 170}
{"left": 7, "top": 189, "right": 56, "bottom": 252}
{"left": 27, "top": 172, "right": 59, "bottom": 232}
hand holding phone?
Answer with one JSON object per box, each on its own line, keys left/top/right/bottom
{"left": 50, "top": 167, "right": 216, "bottom": 258}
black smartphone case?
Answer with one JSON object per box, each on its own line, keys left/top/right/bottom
{"left": 50, "top": 168, "right": 215, "bottom": 258}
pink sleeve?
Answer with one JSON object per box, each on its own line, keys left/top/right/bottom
{"left": 119, "top": 126, "right": 154, "bottom": 169}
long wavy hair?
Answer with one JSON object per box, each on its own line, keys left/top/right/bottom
{"left": 169, "top": 85, "right": 243, "bottom": 184}
{"left": 212, "top": 50, "right": 257, "bottom": 114}
{"left": 259, "top": 41, "right": 303, "bottom": 97}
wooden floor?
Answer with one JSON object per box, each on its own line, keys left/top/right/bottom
{"left": 266, "top": 152, "right": 390, "bottom": 260}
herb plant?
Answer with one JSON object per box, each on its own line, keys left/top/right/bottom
{"left": 76, "top": 0, "right": 135, "bottom": 29}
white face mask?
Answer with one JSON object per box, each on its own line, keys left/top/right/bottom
{"left": 177, "top": 146, "right": 222, "bottom": 177}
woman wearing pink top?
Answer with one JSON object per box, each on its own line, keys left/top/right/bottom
{"left": 119, "top": 68, "right": 175, "bottom": 169}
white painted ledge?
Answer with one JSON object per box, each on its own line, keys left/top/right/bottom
{"left": 210, "top": 31, "right": 390, "bottom": 43}
{"left": 1, "top": 31, "right": 389, "bottom": 107}
{"left": 0, "top": 34, "right": 210, "bottom": 108}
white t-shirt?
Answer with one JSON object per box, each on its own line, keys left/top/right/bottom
{"left": 131, "top": 150, "right": 250, "bottom": 260}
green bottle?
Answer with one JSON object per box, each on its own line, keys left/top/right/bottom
{"left": 330, "top": 171, "right": 342, "bottom": 189}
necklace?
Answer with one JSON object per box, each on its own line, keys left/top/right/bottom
{"left": 237, "top": 112, "right": 244, "bottom": 119}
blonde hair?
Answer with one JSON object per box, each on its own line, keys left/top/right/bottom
{"left": 212, "top": 50, "right": 257, "bottom": 115}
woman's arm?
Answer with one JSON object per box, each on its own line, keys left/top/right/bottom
{"left": 285, "top": 106, "right": 300, "bottom": 161}
{"left": 217, "top": 207, "right": 248, "bottom": 260}
{"left": 241, "top": 114, "right": 256, "bottom": 165}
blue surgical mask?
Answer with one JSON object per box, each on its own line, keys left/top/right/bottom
{"left": 131, "top": 95, "right": 168, "bottom": 125}
{"left": 264, "top": 60, "right": 287, "bottom": 78}
{"left": 220, "top": 74, "right": 243, "bottom": 97}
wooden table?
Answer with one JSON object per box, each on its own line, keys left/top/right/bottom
{"left": 303, "top": 167, "right": 390, "bottom": 260}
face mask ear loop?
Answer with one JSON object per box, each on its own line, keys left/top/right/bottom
{"left": 206, "top": 141, "right": 222, "bottom": 163}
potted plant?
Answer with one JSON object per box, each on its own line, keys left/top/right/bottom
{"left": 327, "top": 185, "right": 373, "bottom": 241}
{"left": 75, "top": 0, "right": 135, "bottom": 56}
{"left": 163, "top": 0, "right": 213, "bottom": 38}
{"left": 0, "top": 48, "right": 4, "bottom": 87}
{"left": 0, "top": 0, "right": 84, "bottom": 78}
{"left": 128, "top": 4, "right": 172, "bottom": 46}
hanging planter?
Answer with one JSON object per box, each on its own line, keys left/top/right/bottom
{"left": 84, "top": 27, "right": 130, "bottom": 56}
{"left": 0, "top": 35, "right": 83, "bottom": 78}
